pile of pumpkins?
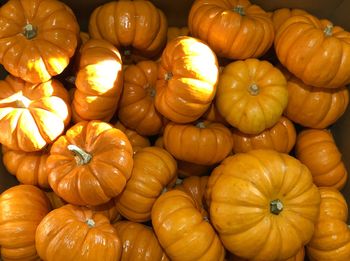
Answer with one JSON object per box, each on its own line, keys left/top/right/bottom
{"left": 0, "top": 0, "right": 349, "bottom": 260}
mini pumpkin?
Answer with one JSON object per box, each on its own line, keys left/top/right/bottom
{"left": 167, "top": 26, "right": 189, "bottom": 42}
{"left": 88, "top": 199, "right": 121, "bottom": 223}
{"left": 228, "top": 247, "right": 305, "bottom": 261}
{"left": 177, "top": 160, "right": 212, "bottom": 178}
{"left": 318, "top": 187, "right": 348, "bottom": 221}
{"left": 270, "top": 8, "right": 308, "bottom": 32}
{"left": 47, "top": 120, "right": 134, "bottom": 206}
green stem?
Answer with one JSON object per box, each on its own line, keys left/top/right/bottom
{"left": 233, "top": 5, "right": 245, "bottom": 16}
{"left": 164, "top": 72, "right": 173, "bottom": 81}
{"left": 86, "top": 218, "right": 95, "bottom": 228}
{"left": 270, "top": 199, "right": 284, "bottom": 215}
{"left": 67, "top": 145, "right": 92, "bottom": 165}
{"left": 249, "top": 83, "right": 260, "bottom": 96}
{"left": 324, "top": 24, "right": 333, "bottom": 36}
{"left": 196, "top": 121, "right": 206, "bottom": 129}
{"left": 23, "top": 23, "right": 37, "bottom": 40}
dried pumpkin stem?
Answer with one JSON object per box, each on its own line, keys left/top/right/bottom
{"left": 196, "top": 121, "right": 206, "bottom": 129}
{"left": 175, "top": 178, "right": 183, "bottom": 185}
{"left": 249, "top": 83, "right": 260, "bottom": 96}
{"left": 86, "top": 218, "right": 95, "bottom": 228}
{"left": 270, "top": 199, "right": 284, "bottom": 215}
{"left": 68, "top": 145, "right": 92, "bottom": 165}
{"left": 233, "top": 5, "right": 245, "bottom": 16}
{"left": 164, "top": 72, "right": 173, "bottom": 81}
{"left": 147, "top": 86, "right": 156, "bottom": 97}
{"left": 324, "top": 24, "right": 333, "bottom": 36}
{"left": 23, "top": 23, "right": 37, "bottom": 40}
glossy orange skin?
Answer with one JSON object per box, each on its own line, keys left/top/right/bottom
{"left": 0, "top": 0, "right": 79, "bottom": 83}
{"left": 155, "top": 36, "right": 219, "bottom": 123}
{"left": 73, "top": 39, "right": 123, "bottom": 123}
{"left": 118, "top": 60, "right": 164, "bottom": 136}
{"left": 232, "top": 116, "right": 296, "bottom": 154}
{"left": 167, "top": 26, "right": 189, "bottom": 42}
{"left": 208, "top": 150, "right": 320, "bottom": 261}
{"left": 177, "top": 160, "right": 212, "bottom": 178}
{"left": 295, "top": 129, "right": 348, "bottom": 190}
{"left": 275, "top": 14, "right": 350, "bottom": 88}
{"left": 201, "top": 102, "right": 229, "bottom": 126}
{"left": 88, "top": 199, "right": 121, "bottom": 223}
{"left": 47, "top": 120, "right": 134, "bottom": 206}
{"left": 45, "top": 191, "right": 66, "bottom": 209}
{"left": 36, "top": 204, "right": 121, "bottom": 261}
{"left": 2, "top": 146, "right": 50, "bottom": 188}
{"left": 188, "top": 0, "right": 274, "bottom": 59}
{"left": 216, "top": 59, "right": 288, "bottom": 134}
{"left": 229, "top": 247, "right": 305, "bottom": 261}
{"left": 0, "top": 75, "right": 71, "bottom": 152}
{"left": 89, "top": 0, "right": 167, "bottom": 58}
{"left": 318, "top": 187, "right": 348, "bottom": 221}
{"left": 270, "top": 8, "right": 308, "bottom": 32}
{"left": 152, "top": 190, "right": 225, "bottom": 261}
{"left": 113, "top": 221, "right": 169, "bottom": 261}
{"left": 116, "top": 147, "right": 177, "bottom": 222}
{"left": 284, "top": 74, "right": 349, "bottom": 129}
{"left": 0, "top": 185, "right": 51, "bottom": 261}
{"left": 163, "top": 121, "right": 233, "bottom": 165}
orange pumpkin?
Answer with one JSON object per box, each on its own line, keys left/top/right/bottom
{"left": 45, "top": 191, "right": 66, "bottom": 209}
{"left": 47, "top": 120, "right": 134, "bottom": 206}
{"left": 115, "top": 147, "right": 177, "bottom": 222}
{"left": 318, "top": 187, "right": 348, "bottom": 221}
{"left": 0, "top": 185, "right": 51, "bottom": 261}
{"left": 216, "top": 59, "right": 288, "bottom": 134}
{"left": 188, "top": 0, "right": 274, "bottom": 60}
{"left": 177, "top": 160, "right": 212, "bottom": 178}
{"left": 152, "top": 190, "right": 225, "bottom": 261}
{"left": 228, "top": 247, "right": 305, "bottom": 261}
{"left": 284, "top": 74, "right": 349, "bottom": 129}
{"left": 275, "top": 14, "right": 350, "bottom": 88}
{"left": 2, "top": 145, "right": 50, "bottom": 188}
{"left": 163, "top": 121, "right": 233, "bottom": 165}
{"left": 167, "top": 26, "right": 189, "bottom": 42}
{"left": 113, "top": 221, "right": 169, "bottom": 261}
{"left": 270, "top": 8, "right": 308, "bottom": 32}
{"left": 88, "top": 199, "right": 121, "bottom": 223}
{"left": 208, "top": 150, "right": 320, "bottom": 260}
{"left": 0, "top": 0, "right": 79, "bottom": 84}
{"left": 232, "top": 116, "right": 296, "bottom": 153}
{"left": 201, "top": 102, "right": 229, "bottom": 126}
{"left": 72, "top": 39, "right": 123, "bottom": 123}
{"left": 295, "top": 129, "right": 348, "bottom": 190}
{"left": 89, "top": 0, "right": 167, "bottom": 59}
{"left": 0, "top": 75, "right": 71, "bottom": 152}
{"left": 155, "top": 36, "right": 219, "bottom": 123}
{"left": 118, "top": 60, "right": 164, "bottom": 136}
{"left": 36, "top": 204, "right": 121, "bottom": 261}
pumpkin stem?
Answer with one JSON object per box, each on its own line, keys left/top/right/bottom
{"left": 175, "top": 178, "right": 183, "bottom": 185}
{"left": 248, "top": 83, "right": 260, "bottom": 96}
{"left": 270, "top": 199, "right": 284, "bottom": 215}
{"left": 16, "top": 96, "right": 31, "bottom": 108}
{"left": 68, "top": 145, "right": 92, "bottom": 165}
{"left": 23, "top": 23, "right": 37, "bottom": 40}
{"left": 147, "top": 86, "right": 156, "bottom": 97}
{"left": 324, "top": 24, "right": 333, "bottom": 36}
{"left": 233, "top": 5, "right": 245, "bottom": 16}
{"left": 65, "top": 76, "right": 76, "bottom": 84}
{"left": 86, "top": 218, "right": 95, "bottom": 228}
{"left": 196, "top": 121, "right": 206, "bottom": 129}
{"left": 164, "top": 72, "right": 173, "bottom": 81}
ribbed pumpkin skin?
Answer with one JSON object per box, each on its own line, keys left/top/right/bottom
{"left": 35, "top": 204, "right": 121, "bottom": 261}
{"left": 284, "top": 75, "right": 349, "bottom": 129}
{"left": 270, "top": 8, "right": 308, "bottom": 32}
{"left": 275, "top": 14, "right": 350, "bottom": 88}
{"left": 116, "top": 147, "right": 177, "bottom": 222}
{"left": 152, "top": 190, "right": 226, "bottom": 261}
{"left": 88, "top": 0, "right": 167, "bottom": 58}
{"left": 295, "top": 129, "right": 348, "bottom": 190}
{"left": 177, "top": 160, "right": 212, "bottom": 178}
{"left": 232, "top": 116, "right": 296, "bottom": 153}
{"left": 118, "top": 60, "right": 164, "bottom": 136}
{"left": 113, "top": 221, "right": 169, "bottom": 261}
{"left": 229, "top": 247, "right": 305, "bottom": 261}
{"left": 208, "top": 150, "right": 320, "bottom": 261}
{"left": 318, "top": 187, "right": 348, "bottom": 221}
{"left": 188, "top": 0, "right": 274, "bottom": 59}
{"left": 167, "top": 27, "right": 189, "bottom": 42}
{"left": 45, "top": 191, "right": 66, "bottom": 209}
{"left": 0, "top": 185, "right": 51, "bottom": 261}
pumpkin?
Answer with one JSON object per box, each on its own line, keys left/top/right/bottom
{"left": 216, "top": 59, "right": 288, "bottom": 134}
{"left": 228, "top": 247, "right": 305, "bottom": 261}
{"left": 177, "top": 160, "right": 212, "bottom": 178}
{"left": 167, "top": 26, "right": 189, "bottom": 42}
{"left": 295, "top": 129, "right": 348, "bottom": 190}
{"left": 152, "top": 190, "right": 225, "bottom": 261}
{"left": 201, "top": 102, "right": 229, "bottom": 126}
{"left": 284, "top": 73, "right": 349, "bottom": 129}
{"left": 0, "top": 185, "right": 51, "bottom": 260}
{"left": 113, "top": 221, "right": 169, "bottom": 261}
{"left": 2, "top": 145, "right": 50, "bottom": 188}
{"left": 318, "top": 187, "right": 348, "bottom": 221}
{"left": 72, "top": 39, "right": 123, "bottom": 123}
{"left": 115, "top": 146, "right": 177, "bottom": 222}
{"left": 0, "top": 75, "right": 71, "bottom": 152}
{"left": 88, "top": 0, "right": 167, "bottom": 59}
{"left": 45, "top": 191, "right": 66, "bottom": 209}
{"left": 232, "top": 116, "right": 296, "bottom": 154}
{"left": 47, "top": 120, "right": 134, "bottom": 206}
{"left": 188, "top": 0, "right": 274, "bottom": 60}
{"left": 208, "top": 149, "right": 320, "bottom": 260}
{"left": 118, "top": 60, "right": 164, "bottom": 136}
{"left": 0, "top": 0, "right": 79, "bottom": 84}
{"left": 36, "top": 204, "right": 121, "bottom": 261}
{"left": 270, "top": 8, "right": 308, "bottom": 32}
{"left": 88, "top": 199, "right": 121, "bottom": 223}
{"left": 163, "top": 121, "right": 233, "bottom": 165}
{"left": 155, "top": 36, "right": 219, "bottom": 123}
{"left": 114, "top": 121, "right": 151, "bottom": 154}
{"left": 154, "top": 136, "right": 165, "bottom": 148}
{"left": 275, "top": 14, "right": 350, "bottom": 88}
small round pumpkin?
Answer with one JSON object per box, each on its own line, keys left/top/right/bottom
{"left": 232, "top": 116, "right": 296, "bottom": 153}
{"left": 167, "top": 26, "right": 189, "bottom": 42}
{"left": 88, "top": 199, "right": 121, "bottom": 223}
{"left": 0, "top": 185, "right": 51, "bottom": 261}
{"left": 216, "top": 59, "right": 288, "bottom": 134}
{"left": 270, "top": 8, "right": 308, "bottom": 32}
{"left": 36, "top": 204, "right": 121, "bottom": 261}
{"left": 152, "top": 190, "right": 225, "bottom": 261}
{"left": 155, "top": 36, "right": 219, "bottom": 123}
{"left": 47, "top": 120, "right": 134, "bottom": 206}
{"left": 163, "top": 121, "right": 233, "bottom": 165}
{"left": 113, "top": 221, "right": 169, "bottom": 261}
{"left": 115, "top": 147, "right": 177, "bottom": 222}
{"left": 228, "top": 247, "right": 305, "bottom": 261}
{"left": 318, "top": 187, "right": 348, "bottom": 221}
{"left": 295, "top": 129, "right": 348, "bottom": 190}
